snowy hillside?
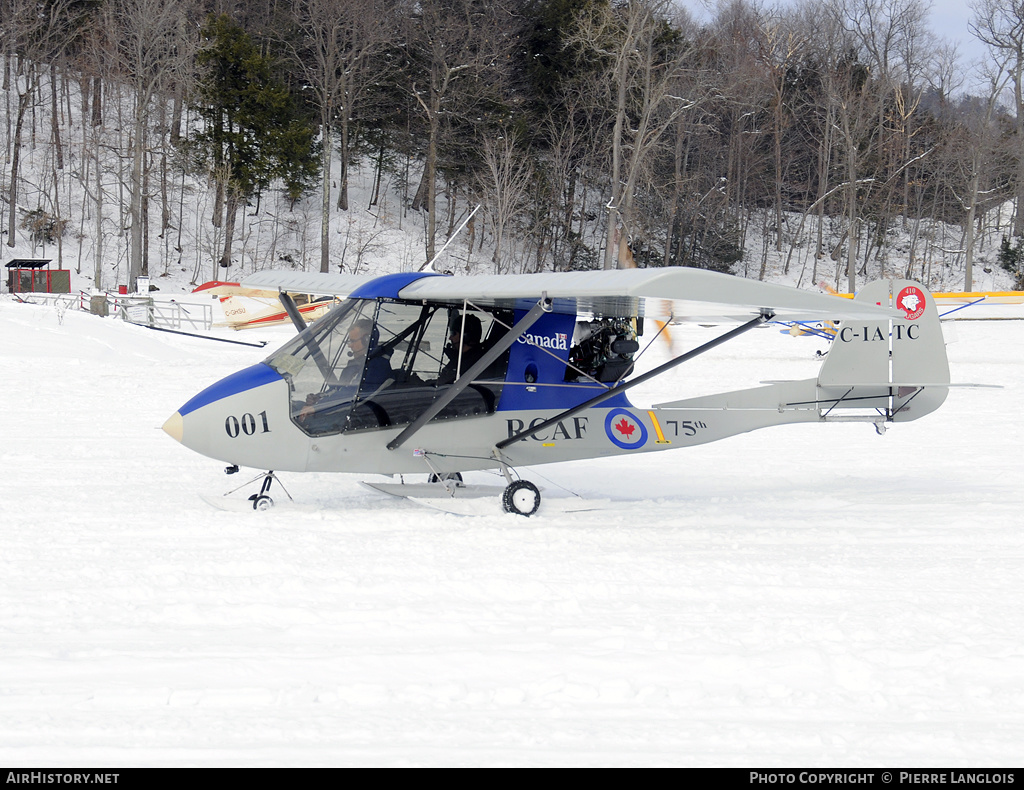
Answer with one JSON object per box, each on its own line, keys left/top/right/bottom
{"left": 1, "top": 296, "right": 1022, "bottom": 766}
{"left": 7, "top": 156, "right": 1021, "bottom": 298}
{"left": 2, "top": 60, "right": 1020, "bottom": 299}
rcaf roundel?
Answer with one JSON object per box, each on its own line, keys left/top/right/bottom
{"left": 604, "top": 408, "right": 648, "bottom": 450}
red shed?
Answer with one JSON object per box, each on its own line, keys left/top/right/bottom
{"left": 5, "top": 259, "right": 71, "bottom": 294}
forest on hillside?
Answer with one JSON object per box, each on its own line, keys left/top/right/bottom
{"left": 4, "top": 0, "right": 1024, "bottom": 293}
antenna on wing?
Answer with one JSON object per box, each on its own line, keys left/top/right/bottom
{"left": 418, "top": 204, "right": 481, "bottom": 272}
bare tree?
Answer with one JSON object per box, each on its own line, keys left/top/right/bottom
{"left": 290, "top": 0, "right": 396, "bottom": 273}
{"left": 708, "top": 0, "right": 772, "bottom": 247}
{"left": 971, "top": 0, "right": 1024, "bottom": 237}
{"left": 478, "top": 133, "right": 533, "bottom": 273}
{"left": 956, "top": 61, "right": 1014, "bottom": 290}
{"left": 754, "top": 9, "right": 808, "bottom": 258}
{"left": 569, "top": 0, "right": 695, "bottom": 269}
{"left": 827, "top": 0, "right": 931, "bottom": 289}
{"left": 405, "top": 0, "right": 512, "bottom": 263}
{"left": 4, "top": 0, "right": 74, "bottom": 249}
{"left": 102, "top": 0, "right": 196, "bottom": 289}
{"left": 535, "top": 89, "right": 599, "bottom": 271}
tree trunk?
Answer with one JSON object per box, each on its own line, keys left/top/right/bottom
{"left": 128, "top": 107, "right": 147, "bottom": 290}
{"left": 170, "top": 83, "right": 182, "bottom": 143}
{"left": 321, "top": 121, "right": 332, "bottom": 272}
{"left": 337, "top": 119, "right": 349, "bottom": 212}
{"left": 774, "top": 97, "right": 783, "bottom": 254}
{"left": 369, "top": 142, "right": 385, "bottom": 208}
{"left": 161, "top": 153, "right": 170, "bottom": 237}
{"left": 81, "top": 74, "right": 91, "bottom": 122}
{"left": 94, "top": 129, "right": 103, "bottom": 289}
{"left": 142, "top": 148, "right": 150, "bottom": 278}
{"left": 212, "top": 179, "right": 224, "bottom": 229}
{"left": 7, "top": 92, "right": 30, "bottom": 248}
{"left": 423, "top": 113, "right": 439, "bottom": 264}
{"left": 91, "top": 76, "right": 102, "bottom": 127}
{"left": 1014, "top": 65, "right": 1024, "bottom": 238}
{"left": 220, "top": 191, "right": 238, "bottom": 268}
{"left": 603, "top": 55, "right": 628, "bottom": 271}
{"left": 50, "top": 63, "right": 63, "bottom": 170}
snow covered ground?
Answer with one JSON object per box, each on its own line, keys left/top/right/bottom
{"left": 1, "top": 296, "right": 1022, "bottom": 767}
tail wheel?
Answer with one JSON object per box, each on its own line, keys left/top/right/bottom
{"left": 502, "top": 480, "right": 541, "bottom": 517}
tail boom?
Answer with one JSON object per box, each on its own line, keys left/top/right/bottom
{"left": 651, "top": 279, "right": 950, "bottom": 439}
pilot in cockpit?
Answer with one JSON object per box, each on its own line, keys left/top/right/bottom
{"left": 338, "top": 318, "right": 391, "bottom": 390}
{"left": 436, "top": 313, "right": 485, "bottom": 385}
{"left": 299, "top": 318, "right": 392, "bottom": 424}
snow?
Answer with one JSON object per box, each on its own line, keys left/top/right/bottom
{"left": 1, "top": 296, "right": 1022, "bottom": 767}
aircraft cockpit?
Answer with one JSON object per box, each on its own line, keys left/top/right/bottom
{"left": 265, "top": 297, "right": 512, "bottom": 437}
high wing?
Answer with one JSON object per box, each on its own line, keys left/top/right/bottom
{"left": 240, "top": 267, "right": 900, "bottom": 322}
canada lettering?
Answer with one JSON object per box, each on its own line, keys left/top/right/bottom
{"left": 517, "top": 332, "right": 569, "bottom": 351}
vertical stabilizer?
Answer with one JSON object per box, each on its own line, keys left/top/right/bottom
{"left": 818, "top": 279, "right": 949, "bottom": 422}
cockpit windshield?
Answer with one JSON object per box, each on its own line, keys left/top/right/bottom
{"left": 265, "top": 298, "right": 510, "bottom": 436}
{"left": 265, "top": 299, "right": 379, "bottom": 434}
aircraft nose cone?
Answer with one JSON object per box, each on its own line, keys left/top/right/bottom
{"left": 162, "top": 411, "right": 183, "bottom": 443}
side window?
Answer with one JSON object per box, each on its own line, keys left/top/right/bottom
{"left": 342, "top": 302, "right": 510, "bottom": 433}
{"left": 370, "top": 302, "right": 447, "bottom": 384}
{"left": 477, "top": 309, "right": 513, "bottom": 380}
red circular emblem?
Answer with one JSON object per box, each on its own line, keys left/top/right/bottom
{"left": 896, "top": 286, "right": 926, "bottom": 321}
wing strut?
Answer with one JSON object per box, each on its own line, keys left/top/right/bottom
{"left": 386, "top": 295, "right": 554, "bottom": 452}
{"left": 275, "top": 289, "right": 342, "bottom": 386}
{"left": 277, "top": 290, "right": 308, "bottom": 332}
{"left": 497, "top": 311, "right": 775, "bottom": 450}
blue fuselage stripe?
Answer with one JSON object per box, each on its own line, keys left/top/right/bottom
{"left": 178, "top": 363, "right": 283, "bottom": 416}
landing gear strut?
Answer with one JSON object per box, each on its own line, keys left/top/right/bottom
{"left": 222, "top": 469, "right": 293, "bottom": 511}
{"left": 249, "top": 473, "right": 277, "bottom": 511}
{"left": 415, "top": 451, "right": 542, "bottom": 515}
{"left": 493, "top": 455, "right": 541, "bottom": 516}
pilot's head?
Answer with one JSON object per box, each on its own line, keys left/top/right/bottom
{"left": 449, "top": 313, "right": 483, "bottom": 348}
{"left": 348, "top": 318, "right": 375, "bottom": 356}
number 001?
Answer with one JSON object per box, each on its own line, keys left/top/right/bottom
{"left": 225, "top": 411, "right": 270, "bottom": 438}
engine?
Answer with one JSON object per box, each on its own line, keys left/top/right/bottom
{"left": 565, "top": 318, "right": 640, "bottom": 383}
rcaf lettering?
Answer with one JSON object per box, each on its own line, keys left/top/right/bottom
{"left": 507, "top": 416, "right": 588, "bottom": 441}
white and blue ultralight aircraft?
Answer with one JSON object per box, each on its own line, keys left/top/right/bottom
{"left": 163, "top": 268, "right": 950, "bottom": 514}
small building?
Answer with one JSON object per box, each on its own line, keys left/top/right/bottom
{"left": 5, "top": 259, "right": 71, "bottom": 294}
